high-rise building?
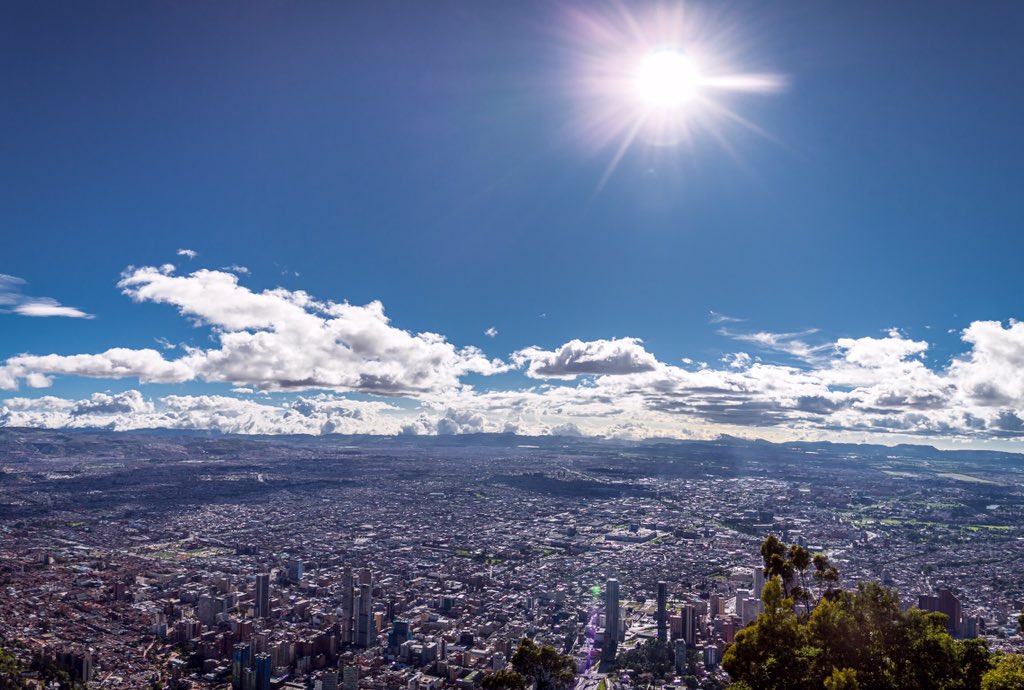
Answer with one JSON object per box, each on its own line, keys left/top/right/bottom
{"left": 287, "top": 559, "right": 304, "bottom": 583}
{"left": 322, "top": 670, "right": 339, "bottom": 690}
{"left": 236, "top": 619, "right": 253, "bottom": 644}
{"left": 682, "top": 604, "right": 698, "bottom": 647}
{"left": 919, "top": 589, "right": 963, "bottom": 636}
{"left": 356, "top": 580, "right": 374, "bottom": 647}
{"left": 389, "top": 620, "right": 411, "bottom": 652}
{"left": 343, "top": 664, "right": 359, "bottom": 690}
{"left": 669, "top": 613, "right": 683, "bottom": 640}
{"left": 753, "top": 566, "right": 765, "bottom": 598}
{"left": 703, "top": 645, "right": 720, "bottom": 670}
{"left": 253, "top": 653, "right": 271, "bottom": 690}
{"left": 960, "top": 615, "right": 979, "bottom": 639}
{"left": 938, "top": 589, "right": 962, "bottom": 636}
{"left": 340, "top": 567, "right": 355, "bottom": 644}
{"left": 656, "top": 581, "right": 668, "bottom": 643}
{"left": 674, "top": 639, "right": 688, "bottom": 674}
{"left": 604, "top": 578, "right": 620, "bottom": 660}
{"left": 232, "top": 643, "right": 251, "bottom": 690}
{"left": 198, "top": 594, "right": 218, "bottom": 627}
{"left": 255, "top": 573, "right": 271, "bottom": 619}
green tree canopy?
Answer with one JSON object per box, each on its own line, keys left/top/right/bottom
{"left": 724, "top": 536, "right": 1012, "bottom": 690}
{"left": 982, "top": 654, "right": 1024, "bottom": 690}
{"left": 615, "top": 639, "right": 675, "bottom": 680}
{"left": 482, "top": 638, "right": 576, "bottom": 690}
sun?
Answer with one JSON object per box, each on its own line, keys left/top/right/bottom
{"left": 561, "top": 4, "right": 788, "bottom": 189}
{"left": 635, "top": 49, "right": 702, "bottom": 109}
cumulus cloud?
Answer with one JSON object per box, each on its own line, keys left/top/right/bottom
{"left": 514, "top": 337, "right": 659, "bottom": 379}
{"left": 6, "top": 263, "right": 1024, "bottom": 445}
{"left": 485, "top": 326, "right": 498, "bottom": 338}
{"left": 949, "top": 320, "right": 1024, "bottom": 407}
{"left": 0, "top": 267, "right": 510, "bottom": 395}
{"left": 1, "top": 391, "right": 406, "bottom": 435}
{"left": 177, "top": 249, "right": 198, "bottom": 259}
{"left": 70, "top": 390, "right": 154, "bottom": 417}
{"left": 0, "top": 274, "right": 93, "bottom": 319}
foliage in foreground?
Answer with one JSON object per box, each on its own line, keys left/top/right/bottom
{"left": 481, "top": 638, "right": 577, "bottom": 690}
{"left": 723, "top": 537, "right": 1024, "bottom": 690}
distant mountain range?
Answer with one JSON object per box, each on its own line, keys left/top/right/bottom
{"left": 1, "top": 425, "right": 1020, "bottom": 464}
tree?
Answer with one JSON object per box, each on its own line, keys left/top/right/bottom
{"left": 982, "top": 654, "right": 1024, "bottom": 690}
{"left": 760, "top": 535, "right": 838, "bottom": 612}
{"left": 481, "top": 670, "right": 527, "bottom": 690}
{"left": 615, "top": 639, "right": 674, "bottom": 680}
{"left": 725, "top": 536, "right": 1012, "bottom": 690}
{"left": 484, "top": 638, "right": 576, "bottom": 690}
{"left": 823, "top": 668, "right": 859, "bottom": 690}
{"left": 961, "top": 639, "right": 995, "bottom": 690}
{"left": 721, "top": 576, "right": 814, "bottom": 690}
{"left": 0, "top": 646, "right": 31, "bottom": 690}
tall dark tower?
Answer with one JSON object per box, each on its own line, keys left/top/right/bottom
{"left": 603, "top": 578, "right": 620, "bottom": 661}
{"left": 356, "top": 582, "right": 374, "bottom": 646}
{"left": 340, "top": 567, "right": 354, "bottom": 644}
{"left": 255, "top": 573, "right": 270, "bottom": 620}
{"left": 656, "top": 581, "right": 668, "bottom": 643}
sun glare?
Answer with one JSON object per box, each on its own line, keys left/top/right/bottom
{"left": 563, "top": 5, "right": 788, "bottom": 189}
{"left": 636, "top": 49, "right": 701, "bottom": 109}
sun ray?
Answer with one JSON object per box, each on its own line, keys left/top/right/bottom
{"left": 559, "top": 4, "right": 787, "bottom": 189}
{"left": 596, "top": 112, "right": 650, "bottom": 193}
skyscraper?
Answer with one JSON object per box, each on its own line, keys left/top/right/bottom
{"left": 322, "top": 670, "right": 339, "bottom": 690}
{"left": 604, "top": 578, "right": 620, "bottom": 660}
{"left": 656, "top": 581, "right": 667, "bottom": 643}
{"left": 939, "top": 589, "right": 962, "bottom": 636}
{"left": 343, "top": 664, "right": 359, "bottom": 690}
{"left": 682, "top": 604, "right": 698, "bottom": 647}
{"left": 232, "top": 643, "right": 251, "bottom": 690}
{"left": 919, "top": 589, "right": 963, "bottom": 636}
{"left": 753, "top": 566, "right": 765, "bottom": 598}
{"left": 255, "top": 573, "right": 270, "bottom": 619}
{"left": 340, "top": 568, "right": 354, "bottom": 645}
{"left": 253, "top": 652, "right": 272, "bottom": 690}
{"left": 356, "top": 579, "right": 374, "bottom": 647}
{"left": 389, "top": 620, "right": 411, "bottom": 652}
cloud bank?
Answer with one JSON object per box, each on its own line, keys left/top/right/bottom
{"left": 3, "top": 265, "right": 1024, "bottom": 445}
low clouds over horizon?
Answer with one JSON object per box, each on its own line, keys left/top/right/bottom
{"left": 3, "top": 264, "right": 1024, "bottom": 447}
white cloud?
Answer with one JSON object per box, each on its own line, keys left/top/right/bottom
{"left": 513, "top": 337, "right": 659, "bottom": 379}
{"left": 949, "top": 319, "right": 1024, "bottom": 407}
{"left": 722, "top": 328, "right": 825, "bottom": 362}
{"left": 0, "top": 274, "right": 93, "bottom": 319}
{"left": 177, "top": 249, "right": 198, "bottom": 259}
{"left": 708, "top": 310, "right": 744, "bottom": 324}
{"left": 14, "top": 299, "right": 93, "bottom": 319}
{"left": 0, "top": 266, "right": 510, "bottom": 395}
{"left": 5, "top": 264, "right": 1024, "bottom": 446}
{"left": 1, "top": 391, "right": 407, "bottom": 435}
{"left": 485, "top": 326, "right": 498, "bottom": 338}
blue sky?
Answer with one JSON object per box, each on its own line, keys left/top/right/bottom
{"left": 3, "top": 2, "right": 1024, "bottom": 445}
